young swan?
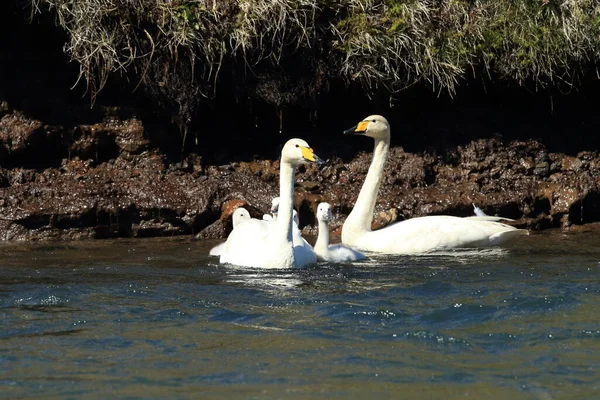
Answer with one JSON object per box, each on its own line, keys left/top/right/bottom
{"left": 209, "top": 207, "right": 251, "bottom": 257}
{"left": 262, "top": 197, "right": 281, "bottom": 222}
{"left": 342, "top": 115, "right": 528, "bottom": 254}
{"left": 314, "top": 202, "right": 366, "bottom": 262}
{"left": 264, "top": 197, "right": 300, "bottom": 228}
{"left": 220, "top": 139, "right": 322, "bottom": 268}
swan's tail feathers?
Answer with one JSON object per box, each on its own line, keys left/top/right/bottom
{"left": 489, "top": 228, "right": 529, "bottom": 245}
{"left": 466, "top": 216, "right": 516, "bottom": 222}
{"left": 472, "top": 203, "right": 489, "bottom": 217}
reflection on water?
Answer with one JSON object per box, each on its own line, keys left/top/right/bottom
{"left": 226, "top": 272, "right": 304, "bottom": 290}
{"left": 1, "top": 232, "right": 600, "bottom": 399}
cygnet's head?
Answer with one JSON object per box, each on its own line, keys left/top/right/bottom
{"left": 343, "top": 115, "right": 390, "bottom": 140}
{"left": 316, "top": 202, "right": 333, "bottom": 223}
{"left": 281, "top": 138, "right": 324, "bottom": 166}
{"left": 232, "top": 207, "right": 251, "bottom": 227}
{"left": 270, "top": 197, "right": 299, "bottom": 225}
{"left": 270, "top": 197, "right": 280, "bottom": 214}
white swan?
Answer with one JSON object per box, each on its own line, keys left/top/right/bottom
{"left": 209, "top": 207, "right": 251, "bottom": 257}
{"left": 341, "top": 115, "right": 528, "bottom": 254}
{"left": 234, "top": 207, "right": 252, "bottom": 225}
{"left": 219, "top": 139, "right": 322, "bottom": 268}
{"left": 314, "top": 202, "right": 366, "bottom": 262}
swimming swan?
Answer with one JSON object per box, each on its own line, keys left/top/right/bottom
{"left": 219, "top": 139, "right": 322, "bottom": 268}
{"left": 209, "top": 207, "right": 251, "bottom": 256}
{"left": 341, "top": 115, "right": 528, "bottom": 254}
{"left": 314, "top": 202, "right": 366, "bottom": 262}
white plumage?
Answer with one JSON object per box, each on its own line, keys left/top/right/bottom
{"left": 209, "top": 207, "right": 251, "bottom": 257}
{"left": 341, "top": 115, "right": 528, "bottom": 255}
{"left": 314, "top": 202, "right": 366, "bottom": 262}
{"left": 466, "top": 203, "right": 516, "bottom": 222}
{"left": 219, "top": 139, "right": 321, "bottom": 268}
{"left": 263, "top": 197, "right": 316, "bottom": 266}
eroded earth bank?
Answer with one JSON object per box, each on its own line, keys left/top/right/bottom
{"left": 1, "top": 106, "right": 599, "bottom": 242}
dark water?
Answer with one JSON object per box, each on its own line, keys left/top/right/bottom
{"left": 1, "top": 232, "right": 599, "bottom": 399}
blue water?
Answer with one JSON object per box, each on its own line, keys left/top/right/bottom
{"left": 1, "top": 232, "right": 599, "bottom": 399}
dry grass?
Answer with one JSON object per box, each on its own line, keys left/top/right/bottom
{"left": 334, "top": 0, "right": 600, "bottom": 94}
{"left": 29, "top": 0, "right": 600, "bottom": 106}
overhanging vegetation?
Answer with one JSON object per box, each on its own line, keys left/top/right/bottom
{"left": 29, "top": 0, "right": 600, "bottom": 111}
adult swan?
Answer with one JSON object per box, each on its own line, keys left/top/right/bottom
{"left": 342, "top": 115, "right": 528, "bottom": 254}
{"left": 220, "top": 138, "right": 322, "bottom": 268}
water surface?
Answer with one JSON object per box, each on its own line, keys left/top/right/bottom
{"left": 1, "top": 232, "right": 599, "bottom": 399}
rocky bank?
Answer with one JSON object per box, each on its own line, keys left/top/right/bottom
{"left": 1, "top": 108, "right": 599, "bottom": 242}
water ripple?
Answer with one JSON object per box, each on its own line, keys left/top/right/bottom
{"left": 401, "top": 330, "right": 473, "bottom": 348}
{"left": 419, "top": 303, "right": 498, "bottom": 327}
{"left": 0, "top": 235, "right": 599, "bottom": 398}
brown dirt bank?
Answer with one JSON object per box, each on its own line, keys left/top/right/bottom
{"left": 1, "top": 110, "right": 599, "bottom": 242}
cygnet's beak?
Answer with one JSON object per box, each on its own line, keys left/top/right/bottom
{"left": 323, "top": 213, "right": 333, "bottom": 222}
{"left": 343, "top": 120, "right": 369, "bottom": 135}
{"left": 301, "top": 146, "right": 325, "bottom": 165}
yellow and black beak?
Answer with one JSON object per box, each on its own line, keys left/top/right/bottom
{"left": 300, "top": 146, "right": 325, "bottom": 165}
{"left": 343, "top": 120, "right": 370, "bottom": 135}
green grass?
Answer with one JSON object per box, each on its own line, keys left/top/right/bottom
{"left": 29, "top": 0, "right": 600, "bottom": 106}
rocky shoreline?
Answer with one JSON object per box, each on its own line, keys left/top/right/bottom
{"left": 1, "top": 109, "right": 599, "bottom": 242}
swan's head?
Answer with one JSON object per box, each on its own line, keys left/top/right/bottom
{"left": 343, "top": 115, "right": 390, "bottom": 140}
{"left": 281, "top": 138, "right": 324, "bottom": 166}
{"left": 232, "top": 207, "right": 251, "bottom": 227}
{"left": 316, "top": 202, "right": 333, "bottom": 223}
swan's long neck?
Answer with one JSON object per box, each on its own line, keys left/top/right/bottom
{"left": 343, "top": 136, "right": 389, "bottom": 238}
{"left": 274, "top": 161, "right": 295, "bottom": 247}
{"left": 314, "top": 218, "right": 329, "bottom": 254}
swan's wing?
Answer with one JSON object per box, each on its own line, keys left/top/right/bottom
{"left": 220, "top": 219, "right": 271, "bottom": 265}
{"left": 219, "top": 218, "right": 299, "bottom": 268}
{"left": 292, "top": 232, "right": 317, "bottom": 267}
{"left": 364, "top": 216, "right": 526, "bottom": 254}
{"left": 328, "top": 244, "right": 367, "bottom": 262}
{"left": 488, "top": 228, "right": 529, "bottom": 245}
{"left": 209, "top": 242, "right": 225, "bottom": 256}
